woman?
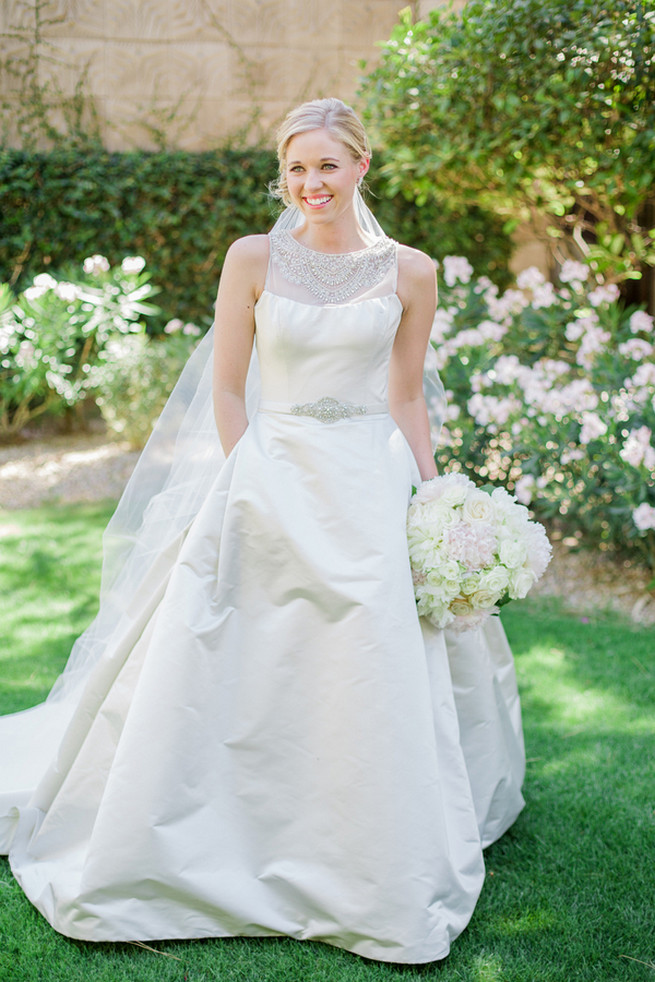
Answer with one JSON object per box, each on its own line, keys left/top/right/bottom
{"left": 2, "top": 98, "right": 524, "bottom": 963}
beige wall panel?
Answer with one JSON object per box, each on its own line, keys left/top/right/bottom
{"left": 34, "top": 39, "right": 106, "bottom": 97}
{"left": 417, "top": 0, "right": 466, "bottom": 13}
{"left": 99, "top": 94, "right": 227, "bottom": 151}
{"left": 37, "top": 0, "right": 107, "bottom": 39}
{"left": 99, "top": 40, "right": 230, "bottom": 103}
{"left": 282, "top": 0, "right": 342, "bottom": 47}
{"left": 227, "top": 0, "right": 288, "bottom": 46}
{"left": 341, "top": 0, "right": 402, "bottom": 47}
{"left": 250, "top": 98, "right": 301, "bottom": 136}
{"left": 0, "top": 0, "right": 42, "bottom": 32}
{"left": 237, "top": 44, "right": 340, "bottom": 103}
{"left": 175, "top": 98, "right": 232, "bottom": 150}
{"left": 101, "top": 0, "right": 230, "bottom": 43}
{"left": 0, "top": 41, "right": 31, "bottom": 94}
{"left": 1, "top": 0, "right": 469, "bottom": 149}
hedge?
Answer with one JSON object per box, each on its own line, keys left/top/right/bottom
{"left": 0, "top": 147, "right": 512, "bottom": 327}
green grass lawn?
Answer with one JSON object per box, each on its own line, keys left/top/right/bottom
{"left": 0, "top": 504, "right": 653, "bottom": 982}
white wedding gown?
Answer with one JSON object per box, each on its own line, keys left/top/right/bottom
{"left": 1, "top": 231, "right": 524, "bottom": 963}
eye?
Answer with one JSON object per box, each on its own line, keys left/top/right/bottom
{"left": 289, "top": 165, "right": 304, "bottom": 173}
{"left": 322, "top": 163, "right": 337, "bottom": 170}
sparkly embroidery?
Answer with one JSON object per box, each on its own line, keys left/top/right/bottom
{"left": 290, "top": 396, "right": 368, "bottom": 422}
{"left": 269, "top": 229, "right": 396, "bottom": 304}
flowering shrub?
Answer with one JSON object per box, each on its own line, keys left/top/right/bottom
{"left": 90, "top": 318, "right": 201, "bottom": 448}
{"left": 0, "top": 256, "right": 159, "bottom": 437}
{"left": 432, "top": 258, "right": 655, "bottom": 568}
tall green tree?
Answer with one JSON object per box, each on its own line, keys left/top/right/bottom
{"left": 359, "top": 0, "right": 655, "bottom": 298}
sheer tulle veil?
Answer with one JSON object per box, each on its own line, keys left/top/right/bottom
{"left": 0, "top": 190, "right": 446, "bottom": 847}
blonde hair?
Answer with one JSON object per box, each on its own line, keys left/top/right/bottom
{"left": 272, "top": 98, "right": 371, "bottom": 206}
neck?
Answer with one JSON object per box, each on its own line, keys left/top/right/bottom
{"left": 292, "top": 209, "right": 372, "bottom": 254}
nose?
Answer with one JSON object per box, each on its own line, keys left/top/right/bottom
{"left": 304, "top": 168, "right": 324, "bottom": 191}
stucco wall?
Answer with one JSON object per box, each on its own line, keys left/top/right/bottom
{"left": 0, "top": 0, "right": 464, "bottom": 151}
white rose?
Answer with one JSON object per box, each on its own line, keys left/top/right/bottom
{"left": 461, "top": 573, "right": 481, "bottom": 595}
{"left": 470, "top": 588, "right": 502, "bottom": 610}
{"left": 450, "top": 597, "right": 475, "bottom": 617}
{"left": 462, "top": 490, "right": 494, "bottom": 523}
{"left": 508, "top": 568, "right": 536, "bottom": 599}
{"left": 479, "top": 566, "right": 510, "bottom": 594}
{"left": 499, "top": 539, "right": 528, "bottom": 569}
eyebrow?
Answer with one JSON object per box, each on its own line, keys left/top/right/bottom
{"left": 288, "top": 156, "right": 340, "bottom": 165}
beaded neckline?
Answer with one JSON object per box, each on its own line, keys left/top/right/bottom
{"left": 269, "top": 229, "right": 396, "bottom": 305}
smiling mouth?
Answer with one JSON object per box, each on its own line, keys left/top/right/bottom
{"left": 303, "top": 195, "right": 333, "bottom": 207}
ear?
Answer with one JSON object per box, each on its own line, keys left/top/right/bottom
{"left": 358, "top": 157, "right": 370, "bottom": 181}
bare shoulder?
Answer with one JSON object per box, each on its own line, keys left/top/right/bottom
{"left": 224, "top": 233, "right": 270, "bottom": 266}
{"left": 396, "top": 244, "right": 437, "bottom": 308}
{"left": 220, "top": 234, "right": 269, "bottom": 298}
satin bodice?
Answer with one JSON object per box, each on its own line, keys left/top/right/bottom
{"left": 254, "top": 291, "right": 403, "bottom": 408}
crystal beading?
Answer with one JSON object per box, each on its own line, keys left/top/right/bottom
{"left": 290, "top": 396, "right": 368, "bottom": 423}
{"left": 269, "top": 230, "right": 396, "bottom": 304}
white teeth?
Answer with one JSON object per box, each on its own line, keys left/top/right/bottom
{"left": 306, "top": 196, "right": 332, "bottom": 205}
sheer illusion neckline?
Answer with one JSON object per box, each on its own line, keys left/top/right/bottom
{"left": 267, "top": 230, "right": 397, "bottom": 305}
{"left": 285, "top": 229, "right": 390, "bottom": 256}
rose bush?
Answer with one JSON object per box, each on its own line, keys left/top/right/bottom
{"left": 432, "top": 258, "right": 655, "bottom": 569}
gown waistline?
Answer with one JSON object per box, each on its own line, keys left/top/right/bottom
{"left": 258, "top": 397, "right": 389, "bottom": 424}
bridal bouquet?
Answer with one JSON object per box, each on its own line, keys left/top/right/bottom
{"left": 407, "top": 473, "right": 551, "bottom": 632}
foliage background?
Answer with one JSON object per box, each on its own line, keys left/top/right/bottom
{"left": 0, "top": 148, "right": 512, "bottom": 328}
{"left": 359, "top": 0, "right": 655, "bottom": 309}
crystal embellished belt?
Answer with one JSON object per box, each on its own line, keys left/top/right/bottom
{"left": 259, "top": 397, "right": 389, "bottom": 423}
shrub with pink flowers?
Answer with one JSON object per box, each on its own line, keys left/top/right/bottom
{"left": 431, "top": 257, "right": 655, "bottom": 569}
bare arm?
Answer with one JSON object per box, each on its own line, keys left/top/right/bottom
{"left": 389, "top": 246, "right": 439, "bottom": 481}
{"left": 212, "top": 235, "right": 269, "bottom": 455}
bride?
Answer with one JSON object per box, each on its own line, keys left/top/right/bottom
{"left": 1, "top": 98, "right": 524, "bottom": 963}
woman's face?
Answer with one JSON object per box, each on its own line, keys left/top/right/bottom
{"left": 285, "top": 128, "right": 369, "bottom": 225}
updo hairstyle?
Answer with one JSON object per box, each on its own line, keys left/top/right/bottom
{"left": 272, "top": 98, "right": 371, "bottom": 207}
